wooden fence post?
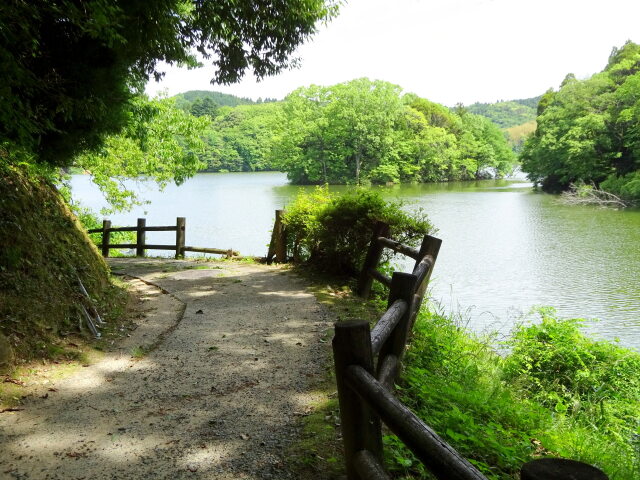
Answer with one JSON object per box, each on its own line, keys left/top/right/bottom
{"left": 333, "top": 321, "right": 383, "bottom": 479}
{"left": 377, "top": 272, "right": 418, "bottom": 380}
{"left": 411, "top": 235, "right": 442, "bottom": 325}
{"left": 274, "top": 209, "right": 287, "bottom": 263}
{"left": 136, "top": 218, "right": 146, "bottom": 257}
{"left": 267, "top": 209, "right": 287, "bottom": 264}
{"left": 101, "top": 219, "right": 111, "bottom": 258}
{"left": 357, "top": 221, "right": 391, "bottom": 298}
{"left": 175, "top": 217, "right": 186, "bottom": 259}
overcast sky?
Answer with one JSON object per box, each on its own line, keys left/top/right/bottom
{"left": 145, "top": 0, "right": 640, "bottom": 106}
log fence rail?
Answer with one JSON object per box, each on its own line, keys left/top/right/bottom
{"left": 334, "top": 223, "right": 488, "bottom": 479}
{"left": 336, "top": 222, "right": 606, "bottom": 479}
{"left": 88, "top": 217, "right": 238, "bottom": 259}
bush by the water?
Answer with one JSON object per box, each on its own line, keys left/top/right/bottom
{"left": 282, "top": 187, "right": 433, "bottom": 276}
{"left": 385, "top": 307, "right": 640, "bottom": 479}
{"left": 600, "top": 172, "right": 640, "bottom": 204}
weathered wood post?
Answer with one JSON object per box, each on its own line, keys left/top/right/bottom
{"left": 377, "top": 272, "right": 418, "bottom": 381}
{"left": 101, "top": 219, "right": 111, "bottom": 258}
{"left": 175, "top": 217, "right": 186, "bottom": 259}
{"left": 333, "top": 321, "right": 383, "bottom": 479}
{"left": 136, "top": 218, "right": 146, "bottom": 257}
{"left": 267, "top": 209, "right": 287, "bottom": 264}
{"left": 274, "top": 209, "right": 287, "bottom": 263}
{"left": 357, "top": 221, "right": 391, "bottom": 298}
{"left": 411, "top": 235, "right": 442, "bottom": 324}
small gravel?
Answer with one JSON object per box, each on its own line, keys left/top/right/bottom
{"left": 0, "top": 259, "right": 334, "bottom": 479}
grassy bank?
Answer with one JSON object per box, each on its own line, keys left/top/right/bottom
{"left": 292, "top": 265, "right": 639, "bottom": 479}
{"left": 386, "top": 307, "right": 640, "bottom": 479}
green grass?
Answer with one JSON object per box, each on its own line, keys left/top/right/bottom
{"left": 131, "top": 345, "right": 151, "bottom": 358}
{"left": 386, "top": 307, "right": 640, "bottom": 479}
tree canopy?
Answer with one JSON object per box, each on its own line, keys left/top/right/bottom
{"left": 73, "top": 95, "right": 210, "bottom": 212}
{"left": 467, "top": 97, "right": 540, "bottom": 128}
{"left": 521, "top": 41, "right": 640, "bottom": 202}
{"left": 270, "top": 79, "right": 516, "bottom": 184}
{"left": 0, "top": 0, "right": 338, "bottom": 167}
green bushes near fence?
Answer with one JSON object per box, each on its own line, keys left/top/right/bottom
{"left": 282, "top": 187, "right": 433, "bottom": 276}
{"left": 386, "top": 307, "right": 640, "bottom": 479}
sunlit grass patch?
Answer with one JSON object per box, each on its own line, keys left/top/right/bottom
{"left": 387, "top": 306, "right": 640, "bottom": 479}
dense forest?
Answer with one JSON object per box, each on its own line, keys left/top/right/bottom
{"left": 465, "top": 97, "right": 539, "bottom": 153}
{"left": 466, "top": 97, "right": 540, "bottom": 128}
{"left": 521, "top": 41, "right": 640, "bottom": 202}
{"left": 174, "top": 79, "right": 518, "bottom": 184}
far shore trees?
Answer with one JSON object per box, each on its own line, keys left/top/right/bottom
{"left": 521, "top": 41, "right": 640, "bottom": 203}
{"left": 270, "top": 79, "right": 516, "bottom": 185}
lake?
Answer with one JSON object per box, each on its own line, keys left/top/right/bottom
{"left": 70, "top": 172, "right": 640, "bottom": 349}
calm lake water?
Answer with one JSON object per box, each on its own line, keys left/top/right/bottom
{"left": 70, "top": 172, "right": 640, "bottom": 349}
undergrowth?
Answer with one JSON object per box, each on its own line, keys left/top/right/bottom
{"left": 282, "top": 187, "right": 433, "bottom": 276}
{"left": 0, "top": 164, "right": 129, "bottom": 369}
{"left": 386, "top": 307, "right": 640, "bottom": 479}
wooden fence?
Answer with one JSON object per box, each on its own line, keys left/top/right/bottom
{"left": 88, "top": 217, "right": 238, "bottom": 259}
{"left": 335, "top": 222, "right": 607, "bottom": 480}
{"left": 333, "top": 223, "right": 488, "bottom": 480}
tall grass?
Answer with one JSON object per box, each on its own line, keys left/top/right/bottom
{"left": 385, "top": 307, "right": 640, "bottom": 479}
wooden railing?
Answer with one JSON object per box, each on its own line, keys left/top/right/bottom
{"left": 337, "top": 224, "right": 606, "bottom": 479}
{"left": 88, "top": 217, "right": 238, "bottom": 259}
{"left": 357, "top": 221, "right": 441, "bottom": 326}
{"left": 334, "top": 223, "right": 487, "bottom": 479}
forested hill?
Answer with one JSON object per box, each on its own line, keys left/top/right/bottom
{"left": 466, "top": 96, "right": 541, "bottom": 128}
{"left": 521, "top": 41, "right": 640, "bottom": 203}
{"left": 165, "top": 79, "right": 518, "bottom": 183}
{"left": 173, "top": 90, "right": 278, "bottom": 109}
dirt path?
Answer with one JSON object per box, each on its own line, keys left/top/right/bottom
{"left": 0, "top": 259, "right": 335, "bottom": 480}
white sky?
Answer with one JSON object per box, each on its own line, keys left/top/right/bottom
{"left": 145, "top": 0, "right": 640, "bottom": 106}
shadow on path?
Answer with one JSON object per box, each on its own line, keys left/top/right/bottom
{"left": 0, "top": 259, "right": 335, "bottom": 480}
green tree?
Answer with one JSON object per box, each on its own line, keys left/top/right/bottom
{"left": 0, "top": 0, "right": 339, "bottom": 167}
{"left": 274, "top": 80, "right": 516, "bottom": 185}
{"left": 459, "top": 113, "right": 517, "bottom": 178}
{"left": 200, "top": 103, "right": 283, "bottom": 172}
{"left": 73, "top": 96, "right": 209, "bottom": 212}
{"left": 189, "top": 97, "right": 220, "bottom": 118}
{"left": 521, "top": 42, "right": 640, "bottom": 196}
{"left": 275, "top": 79, "right": 406, "bottom": 184}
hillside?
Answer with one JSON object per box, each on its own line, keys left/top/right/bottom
{"left": 0, "top": 165, "right": 126, "bottom": 370}
{"left": 173, "top": 90, "right": 257, "bottom": 110}
{"left": 467, "top": 96, "right": 541, "bottom": 128}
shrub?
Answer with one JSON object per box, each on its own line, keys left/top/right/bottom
{"left": 386, "top": 307, "right": 640, "bottom": 479}
{"left": 283, "top": 187, "right": 433, "bottom": 276}
{"left": 600, "top": 171, "right": 640, "bottom": 204}
{"left": 503, "top": 308, "right": 640, "bottom": 475}
{"left": 387, "top": 309, "right": 545, "bottom": 479}
{"left": 504, "top": 308, "right": 640, "bottom": 413}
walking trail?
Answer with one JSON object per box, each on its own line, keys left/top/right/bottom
{"left": 0, "top": 258, "right": 335, "bottom": 480}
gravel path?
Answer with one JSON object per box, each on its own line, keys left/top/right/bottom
{"left": 0, "top": 259, "right": 335, "bottom": 480}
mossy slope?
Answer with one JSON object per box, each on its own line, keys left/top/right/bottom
{"left": 0, "top": 165, "right": 113, "bottom": 367}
